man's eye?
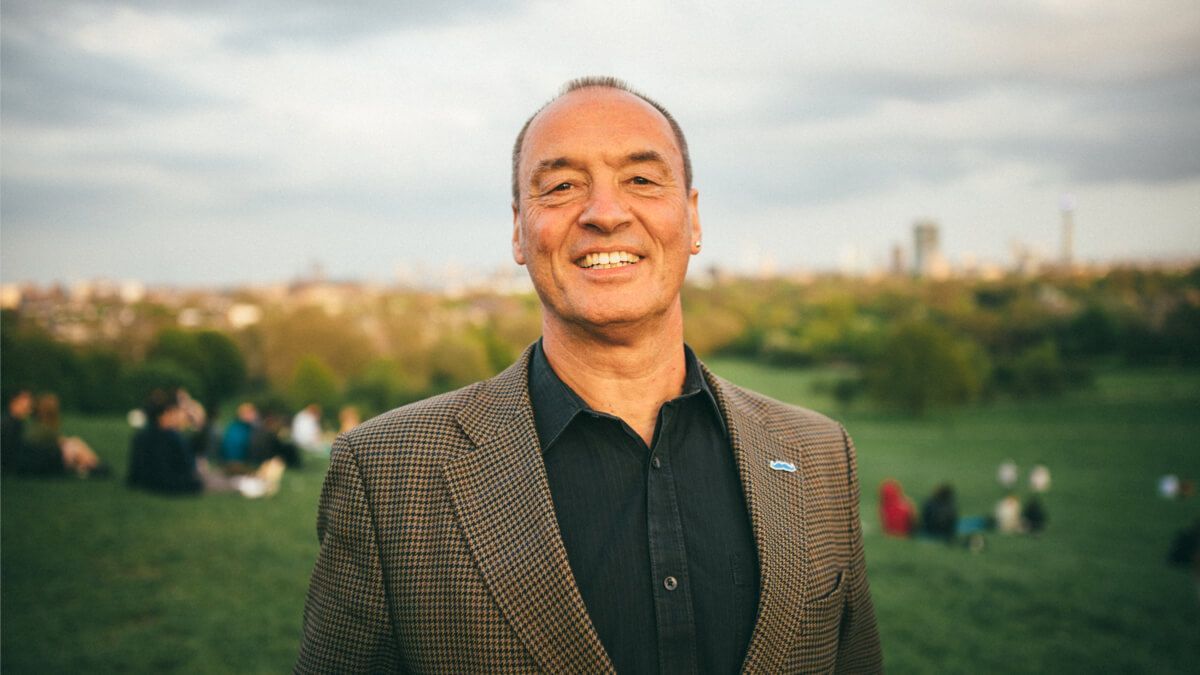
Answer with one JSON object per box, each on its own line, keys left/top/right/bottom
{"left": 551, "top": 182, "right": 572, "bottom": 192}
{"left": 631, "top": 176, "right": 651, "bottom": 185}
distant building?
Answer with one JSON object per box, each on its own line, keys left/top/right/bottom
{"left": 890, "top": 243, "right": 907, "bottom": 277}
{"left": 1011, "top": 241, "right": 1042, "bottom": 277}
{"left": 1060, "top": 194, "right": 1076, "bottom": 269}
{"left": 912, "top": 219, "right": 949, "bottom": 279}
{"left": 227, "top": 303, "right": 263, "bottom": 329}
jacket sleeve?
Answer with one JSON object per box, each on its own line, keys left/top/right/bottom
{"left": 296, "top": 435, "right": 403, "bottom": 674}
{"left": 835, "top": 427, "right": 884, "bottom": 673}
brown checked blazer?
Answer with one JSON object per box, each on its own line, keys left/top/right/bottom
{"left": 296, "top": 346, "right": 882, "bottom": 674}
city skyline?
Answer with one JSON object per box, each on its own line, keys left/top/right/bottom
{"left": 3, "top": 1, "right": 1199, "bottom": 286}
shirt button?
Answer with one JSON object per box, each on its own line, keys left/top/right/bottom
{"left": 663, "top": 576, "right": 678, "bottom": 591}
{"left": 651, "top": 456, "right": 661, "bottom": 469}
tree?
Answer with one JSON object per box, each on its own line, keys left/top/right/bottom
{"left": 865, "top": 321, "right": 989, "bottom": 415}
{"left": 75, "top": 348, "right": 125, "bottom": 413}
{"left": 428, "top": 333, "right": 493, "bottom": 392}
{"left": 996, "top": 341, "right": 1067, "bottom": 397}
{"left": 147, "top": 328, "right": 246, "bottom": 411}
{"left": 194, "top": 330, "right": 247, "bottom": 407}
{"left": 1, "top": 312, "right": 83, "bottom": 407}
{"left": 345, "top": 359, "right": 427, "bottom": 417}
{"left": 287, "top": 355, "right": 340, "bottom": 413}
{"left": 258, "top": 307, "right": 374, "bottom": 390}
{"left": 120, "top": 359, "right": 202, "bottom": 410}
{"left": 1059, "top": 305, "right": 1120, "bottom": 359}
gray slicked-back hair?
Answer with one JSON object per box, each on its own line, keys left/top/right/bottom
{"left": 510, "top": 76, "right": 693, "bottom": 203}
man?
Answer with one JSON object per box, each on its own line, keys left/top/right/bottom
{"left": 127, "top": 388, "right": 204, "bottom": 495}
{"left": 297, "top": 77, "right": 882, "bottom": 673}
{"left": 1, "top": 390, "right": 35, "bottom": 471}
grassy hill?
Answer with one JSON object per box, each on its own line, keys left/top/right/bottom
{"left": 3, "top": 366, "right": 1199, "bottom": 673}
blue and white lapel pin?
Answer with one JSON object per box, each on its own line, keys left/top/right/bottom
{"left": 769, "top": 460, "right": 797, "bottom": 473}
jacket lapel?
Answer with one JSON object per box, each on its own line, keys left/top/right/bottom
{"left": 445, "top": 350, "right": 613, "bottom": 674}
{"left": 703, "top": 369, "right": 811, "bottom": 674}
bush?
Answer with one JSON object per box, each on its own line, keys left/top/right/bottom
{"left": 865, "top": 321, "right": 990, "bottom": 415}
{"left": 995, "top": 341, "right": 1067, "bottom": 397}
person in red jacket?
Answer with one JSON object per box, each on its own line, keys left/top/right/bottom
{"left": 880, "top": 478, "right": 917, "bottom": 537}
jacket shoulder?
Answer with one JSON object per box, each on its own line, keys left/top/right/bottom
{"left": 350, "top": 382, "right": 482, "bottom": 435}
{"left": 712, "top": 375, "right": 847, "bottom": 441}
{"left": 336, "top": 381, "right": 487, "bottom": 464}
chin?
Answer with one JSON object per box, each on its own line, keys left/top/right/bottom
{"left": 570, "top": 301, "right": 666, "bottom": 331}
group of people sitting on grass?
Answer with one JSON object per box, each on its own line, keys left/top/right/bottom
{"left": 2, "top": 390, "right": 109, "bottom": 479}
{"left": 4, "top": 387, "right": 362, "bottom": 499}
{"left": 879, "top": 462, "right": 1050, "bottom": 549}
{"left": 127, "top": 389, "right": 303, "bottom": 497}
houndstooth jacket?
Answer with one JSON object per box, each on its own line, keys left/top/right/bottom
{"left": 296, "top": 346, "right": 882, "bottom": 674}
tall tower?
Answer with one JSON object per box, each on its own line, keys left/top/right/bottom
{"left": 913, "top": 219, "right": 945, "bottom": 278}
{"left": 1059, "top": 194, "right": 1075, "bottom": 268}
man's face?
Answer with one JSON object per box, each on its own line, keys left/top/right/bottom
{"left": 512, "top": 87, "right": 700, "bottom": 335}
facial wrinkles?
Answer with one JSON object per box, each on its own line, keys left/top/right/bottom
{"left": 513, "top": 90, "right": 695, "bottom": 309}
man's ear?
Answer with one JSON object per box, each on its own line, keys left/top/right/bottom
{"left": 688, "top": 188, "right": 702, "bottom": 253}
{"left": 511, "top": 202, "right": 527, "bottom": 265}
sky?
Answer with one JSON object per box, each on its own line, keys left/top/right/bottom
{"left": 2, "top": 0, "right": 1199, "bottom": 286}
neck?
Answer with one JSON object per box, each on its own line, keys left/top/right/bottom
{"left": 541, "top": 302, "right": 687, "bottom": 446}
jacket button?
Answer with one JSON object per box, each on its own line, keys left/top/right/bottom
{"left": 651, "top": 456, "right": 661, "bottom": 469}
{"left": 663, "top": 576, "right": 678, "bottom": 591}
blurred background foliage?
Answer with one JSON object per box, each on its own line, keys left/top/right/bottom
{"left": 3, "top": 264, "right": 1199, "bottom": 421}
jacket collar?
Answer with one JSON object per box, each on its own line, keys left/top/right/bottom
{"left": 446, "top": 344, "right": 810, "bottom": 674}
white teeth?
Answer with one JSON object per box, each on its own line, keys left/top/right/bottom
{"left": 577, "top": 251, "right": 641, "bottom": 269}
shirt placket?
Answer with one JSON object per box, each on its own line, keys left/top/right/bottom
{"left": 645, "top": 402, "right": 699, "bottom": 675}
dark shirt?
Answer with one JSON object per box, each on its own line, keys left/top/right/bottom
{"left": 530, "top": 341, "right": 760, "bottom": 675}
{"left": 2, "top": 415, "right": 64, "bottom": 475}
{"left": 1, "top": 412, "right": 24, "bottom": 471}
{"left": 127, "top": 426, "right": 202, "bottom": 494}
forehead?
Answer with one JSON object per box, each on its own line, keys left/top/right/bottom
{"left": 521, "top": 88, "right": 682, "bottom": 168}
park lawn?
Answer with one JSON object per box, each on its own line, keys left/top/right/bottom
{"left": 4, "top": 366, "right": 1200, "bottom": 673}
{"left": 1, "top": 421, "right": 327, "bottom": 674}
{"left": 709, "top": 361, "right": 1200, "bottom": 673}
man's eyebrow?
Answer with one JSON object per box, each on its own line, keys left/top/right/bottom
{"left": 624, "top": 150, "right": 667, "bottom": 165}
{"left": 533, "top": 157, "right": 580, "bottom": 174}
{"left": 529, "top": 151, "right": 670, "bottom": 184}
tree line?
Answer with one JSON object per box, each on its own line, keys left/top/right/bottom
{"left": 3, "top": 265, "right": 1198, "bottom": 418}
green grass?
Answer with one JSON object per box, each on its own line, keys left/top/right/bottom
{"left": 4, "top": 367, "right": 1199, "bottom": 673}
{"left": 708, "top": 361, "right": 1200, "bottom": 674}
{"left": 1, "top": 420, "right": 327, "bottom": 674}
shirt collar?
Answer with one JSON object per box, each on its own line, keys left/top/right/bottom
{"left": 528, "top": 338, "right": 726, "bottom": 452}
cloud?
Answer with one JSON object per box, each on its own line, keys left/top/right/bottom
{"left": 0, "top": 30, "right": 224, "bottom": 125}
{"left": 1, "top": 0, "right": 1197, "bottom": 284}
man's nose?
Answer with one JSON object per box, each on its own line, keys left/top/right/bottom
{"left": 578, "top": 182, "right": 631, "bottom": 233}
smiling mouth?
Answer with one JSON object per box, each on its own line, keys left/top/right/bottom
{"left": 575, "top": 251, "right": 642, "bottom": 270}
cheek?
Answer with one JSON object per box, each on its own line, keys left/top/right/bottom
{"left": 524, "top": 213, "right": 569, "bottom": 255}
